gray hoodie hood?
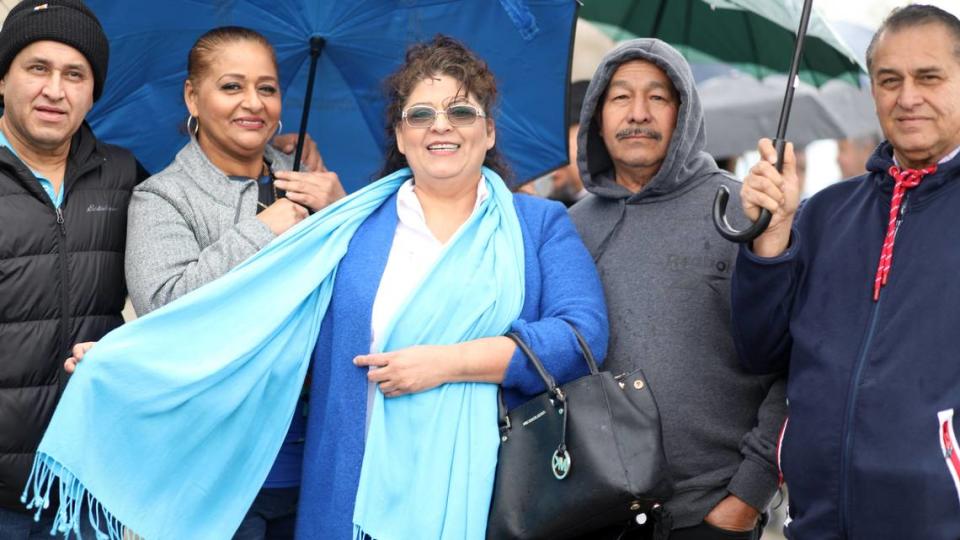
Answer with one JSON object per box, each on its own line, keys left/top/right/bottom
{"left": 578, "top": 38, "right": 720, "bottom": 202}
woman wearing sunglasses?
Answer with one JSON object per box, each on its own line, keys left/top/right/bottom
{"left": 293, "top": 35, "right": 609, "bottom": 539}
{"left": 52, "top": 34, "right": 606, "bottom": 540}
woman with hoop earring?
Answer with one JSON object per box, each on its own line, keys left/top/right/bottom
{"left": 124, "top": 26, "right": 345, "bottom": 539}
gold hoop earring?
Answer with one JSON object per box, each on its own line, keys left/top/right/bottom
{"left": 186, "top": 115, "right": 199, "bottom": 137}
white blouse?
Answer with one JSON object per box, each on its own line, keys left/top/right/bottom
{"left": 364, "top": 178, "right": 489, "bottom": 430}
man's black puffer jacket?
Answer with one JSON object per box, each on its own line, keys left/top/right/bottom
{"left": 0, "top": 122, "right": 142, "bottom": 511}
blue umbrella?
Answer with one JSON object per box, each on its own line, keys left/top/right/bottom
{"left": 84, "top": 0, "right": 577, "bottom": 191}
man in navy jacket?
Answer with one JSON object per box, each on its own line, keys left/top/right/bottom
{"left": 732, "top": 5, "right": 960, "bottom": 539}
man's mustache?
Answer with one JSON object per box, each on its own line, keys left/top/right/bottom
{"left": 616, "top": 127, "right": 662, "bottom": 141}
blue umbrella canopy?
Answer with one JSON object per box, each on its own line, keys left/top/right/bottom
{"left": 85, "top": 0, "right": 577, "bottom": 191}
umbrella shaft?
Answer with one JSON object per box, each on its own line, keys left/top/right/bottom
{"left": 774, "top": 0, "right": 815, "bottom": 173}
{"left": 294, "top": 37, "right": 326, "bottom": 173}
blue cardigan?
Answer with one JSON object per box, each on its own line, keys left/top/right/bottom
{"left": 295, "top": 192, "right": 608, "bottom": 539}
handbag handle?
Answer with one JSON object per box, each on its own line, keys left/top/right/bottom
{"left": 499, "top": 324, "right": 598, "bottom": 480}
{"left": 497, "top": 323, "right": 599, "bottom": 430}
{"left": 567, "top": 324, "right": 600, "bottom": 375}
{"left": 506, "top": 332, "right": 560, "bottom": 396}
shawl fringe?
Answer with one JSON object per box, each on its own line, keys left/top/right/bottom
{"left": 24, "top": 452, "right": 135, "bottom": 540}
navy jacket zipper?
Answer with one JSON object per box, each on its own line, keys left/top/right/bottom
{"left": 839, "top": 193, "right": 910, "bottom": 536}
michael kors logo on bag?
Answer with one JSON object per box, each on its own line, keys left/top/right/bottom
{"left": 552, "top": 448, "right": 571, "bottom": 480}
{"left": 522, "top": 410, "right": 546, "bottom": 427}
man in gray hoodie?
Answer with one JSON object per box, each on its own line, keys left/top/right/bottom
{"left": 569, "top": 39, "right": 785, "bottom": 540}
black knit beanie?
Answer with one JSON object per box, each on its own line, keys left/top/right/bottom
{"left": 0, "top": 0, "right": 109, "bottom": 101}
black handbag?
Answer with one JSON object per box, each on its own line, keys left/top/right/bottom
{"left": 486, "top": 325, "right": 672, "bottom": 540}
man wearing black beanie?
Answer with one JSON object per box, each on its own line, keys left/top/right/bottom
{"left": 0, "top": 2, "right": 143, "bottom": 536}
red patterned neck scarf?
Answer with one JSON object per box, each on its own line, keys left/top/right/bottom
{"left": 873, "top": 164, "right": 937, "bottom": 300}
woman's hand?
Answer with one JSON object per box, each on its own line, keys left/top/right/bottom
{"left": 64, "top": 342, "right": 96, "bottom": 373}
{"left": 274, "top": 170, "right": 346, "bottom": 214}
{"left": 271, "top": 132, "right": 324, "bottom": 173}
{"left": 354, "top": 337, "right": 515, "bottom": 397}
{"left": 256, "top": 198, "right": 309, "bottom": 235}
{"left": 354, "top": 345, "right": 454, "bottom": 398}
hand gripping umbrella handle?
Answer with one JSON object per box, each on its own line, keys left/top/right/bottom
{"left": 712, "top": 0, "right": 815, "bottom": 243}
{"left": 713, "top": 190, "right": 772, "bottom": 243}
{"left": 713, "top": 137, "right": 786, "bottom": 242}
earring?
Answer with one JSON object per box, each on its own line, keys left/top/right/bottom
{"left": 275, "top": 120, "right": 283, "bottom": 137}
{"left": 186, "top": 115, "right": 199, "bottom": 137}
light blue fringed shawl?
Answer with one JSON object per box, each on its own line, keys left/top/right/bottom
{"left": 24, "top": 166, "right": 522, "bottom": 540}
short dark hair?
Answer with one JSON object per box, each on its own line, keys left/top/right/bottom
{"left": 378, "top": 34, "right": 511, "bottom": 181}
{"left": 866, "top": 4, "right": 960, "bottom": 74}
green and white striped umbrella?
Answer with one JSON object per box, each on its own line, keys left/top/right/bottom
{"left": 580, "top": 0, "right": 865, "bottom": 86}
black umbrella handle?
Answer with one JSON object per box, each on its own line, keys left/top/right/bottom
{"left": 712, "top": 136, "right": 788, "bottom": 243}
{"left": 713, "top": 188, "right": 772, "bottom": 243}
{"left": 713, "top": 0, "right": 814, "bottom": 243}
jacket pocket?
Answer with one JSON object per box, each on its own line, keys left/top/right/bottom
{"left": 937, "top": 408, "right": 960, "bottom": 509}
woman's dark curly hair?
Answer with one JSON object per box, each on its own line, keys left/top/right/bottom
{"left": 378, "top": 35, "right": 512, "bottom": 181}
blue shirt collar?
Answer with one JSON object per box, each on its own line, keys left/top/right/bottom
{"left": 0, "top": 125, "right": 63, "bottom": 207}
